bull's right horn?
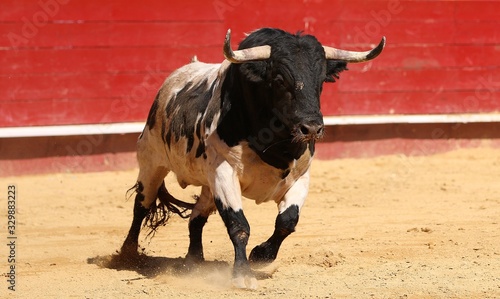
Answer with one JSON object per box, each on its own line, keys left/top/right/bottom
{"left": 223, "top": 29, "right": 271, "bottom": 63}
{"left": 323, "top": 37, "right": 386, "bottom": 63}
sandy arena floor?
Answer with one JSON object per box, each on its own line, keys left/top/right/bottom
{"left": 1, "top": 148, "right": 499, "bottom": 298}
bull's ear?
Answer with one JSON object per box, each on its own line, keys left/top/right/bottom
{"left": 325, "top": 60, "right": 348, "bottom": 83}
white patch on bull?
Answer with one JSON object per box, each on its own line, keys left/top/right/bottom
{"left": 278, "top": 169, "right": 310, "bottom": 214}
{"left": 209, "top": 158, "right": 243, "bottom": 211}
{"left": 195, "top": 112, "right": 203, "bottom": 126}
{"left": 193, "top": 111, "right": 204, "bottom": 148}
{"left": 295, "top": 81, "right": 304, "bottom": 91}
{"left": 204, "top": 132, "right": 244, "bottom": 210}
{"left": 207, "top": 111, "right": 221, "bottom": 135}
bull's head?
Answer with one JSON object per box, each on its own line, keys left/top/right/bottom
{"left": 223, "top": 28, "right": 385, "bottom": 145}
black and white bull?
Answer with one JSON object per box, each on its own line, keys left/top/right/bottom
{"left": 120, "top": 28, "right": 385, "bottom": 288}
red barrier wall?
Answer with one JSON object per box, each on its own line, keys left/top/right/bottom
{"left": 2, "top": 0, "right": 499, "bottom": 128}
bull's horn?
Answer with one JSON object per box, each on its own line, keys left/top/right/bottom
{"left": 323, "top": 37, "right": 386, "bottom": 63}
{"left": 223, "top": 29, "right": 271, "bottom": 63}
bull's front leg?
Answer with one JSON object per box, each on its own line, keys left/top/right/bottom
{"left": 209, "top": 160, "right": 257, "bottom": 289}
{"left": 249, "top": 170, "right": 310, "bottom": 264}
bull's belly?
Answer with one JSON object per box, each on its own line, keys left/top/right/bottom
{"left": 163, "top": 136, "right": 311, "bottom": 204}
{"left": 165, "top": 144, "right": 293, "bottom": 202}
{"left": 163, "top": 141, "right": 209, "bottom": 188}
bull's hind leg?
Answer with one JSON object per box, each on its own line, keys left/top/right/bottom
{"left": 121, "top": 132, "right": 169, "bottom": 256}
{"left": 121, "top": 166, "right": 169, "bottom": 256}
{"left": 186, "top": 186, "right": 216, "bottom": 263}
{"left": 249, "top": 171, "right": 310, "bottom": 264}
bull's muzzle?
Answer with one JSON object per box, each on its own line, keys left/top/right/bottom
{"left": 295, "top": 121, "right": 325, "bottom": 142}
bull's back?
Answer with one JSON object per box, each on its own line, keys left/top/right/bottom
{"left": 140, "top": 61, "right": 224, "bottom": 187}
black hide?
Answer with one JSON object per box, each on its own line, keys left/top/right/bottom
{"left": 217, "top": 28, "right": 347, "bottom": 169}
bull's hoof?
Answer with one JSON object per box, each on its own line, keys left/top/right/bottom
{"left": 119, "top": 242, "right": 140, "bottom": 259}
{"left": 185, "top": 252, "right": 204, "bottom": 264}
{"left": 106, "top": 242, "right": 146, "bottom": 269}
{"left": 185, "top": 245, "right": 205, "bottom": 264}
{"left": 183, "top": 251, "right": 205, "bottom": 271}
{"left": 232, "top": 274, "right": 258, "bottom": 290}
{"left": 232, "top": 262, "right": 257, "bottom": 289}
{"left": 249, "top": 242, "right": 277, "bottom": 265}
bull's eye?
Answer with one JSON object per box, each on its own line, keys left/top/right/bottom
{"left": 273, "top": 74, "right": 285, "bottom": 87}
{"left": 271, "top": 117, "right": 284, "bottom": 130}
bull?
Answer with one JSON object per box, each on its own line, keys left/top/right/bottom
{"left": 120, "top": 28, "right": 385, "bottom": 289}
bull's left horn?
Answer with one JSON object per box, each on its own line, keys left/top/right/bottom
{"left": 223, "top": 29, "right": 271, "bottom": 63}
{"left": 323, "top": 37, "right": 386, "bottom": 63}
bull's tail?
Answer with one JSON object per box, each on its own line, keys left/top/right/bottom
{"left": 129, "top": 182, "right": 196, "bottom": 237}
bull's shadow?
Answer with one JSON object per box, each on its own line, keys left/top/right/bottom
{"left": 87, "top": 251, "right": 227, "bottom": 279}
{"left": 87, "top": 251, "right": 273, "bottom": 281}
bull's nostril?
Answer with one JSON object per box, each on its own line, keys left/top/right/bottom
{"left": 317, "top": 126, "right": 324, "bottom": 135}
{"left": 300, "top": 125, "right": 310, "bottom": 135}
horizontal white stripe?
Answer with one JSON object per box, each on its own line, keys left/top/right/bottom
{"left": 1, "top": 113, "right": 499, "bottom": 138}
{"left": 0, "top": 122, "right": 145, "bottom": 138}
{"left": 323, "top": 113, "right": 500, "bottom": 126}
